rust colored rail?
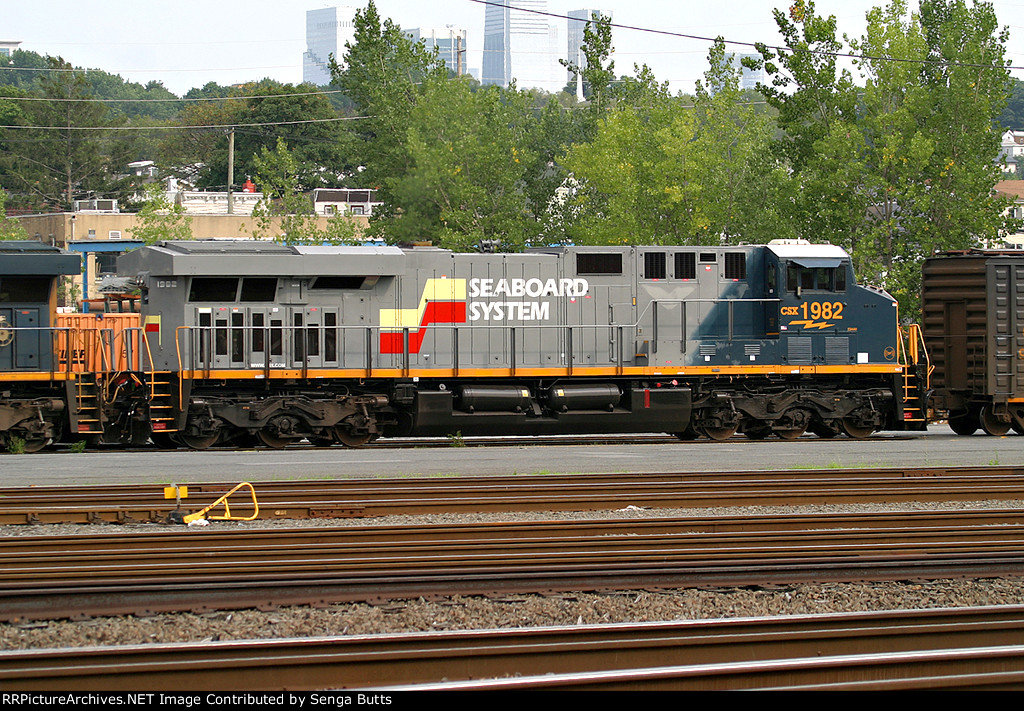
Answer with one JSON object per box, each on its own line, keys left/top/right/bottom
{"left": 2, "top": 511, "right": 1024, "bottom": 622}
{"left": 2, "top": 606, "right": 1024, "bottom": 690}
{"left": 1, "top": 465, "right": 1023, "bottom": 524}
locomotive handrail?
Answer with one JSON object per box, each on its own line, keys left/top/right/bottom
{"left": 168, "top": 311, "right": 860, "bottom": 379}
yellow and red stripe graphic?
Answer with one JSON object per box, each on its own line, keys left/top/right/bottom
{"left": 379, "top": 278, "right": 467, "bottom": 354}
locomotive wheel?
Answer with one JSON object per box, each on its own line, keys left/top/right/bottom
{"left": 19, "top": 437, "right": 50, "bottom": 453}
{"left": 775, "top": 425, "right": 807, "bottom": 441}
{"left": 980, "top": 406, "right": 1012, "bottom": 437}
{"left": 701, "top": 424, "right": 737, "bottom": 441}
{"left": 948, "top": 412, "right": 978, "bottom": 436}
{"left": 840, "top": 419, "right": 875, "bottom": 440}
{"left": 257, "top": 430, "right": 294, "bottom": 449}
{"left": 179, "top": 433, "right": 220, "bottom": 450}
{"left": 1013, "top": 420, "right": 1024, "bottom": 435}
{"left": 335, "top": 427, "right": 372, "bottom": 448}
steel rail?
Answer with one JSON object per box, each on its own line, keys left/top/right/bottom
{"left": 1, "top": 465, "right": 1023, "bottom": 524}
{"left": 2, "top": 514, "right": 1024, "bottom": 621}
{"left": 3, "top": 509, "right": 1024, "bottom": 553}
{"left": 2, "top": 606, "right": 1024, "bottom": 691}
{"left": 392, "top": 646, "right": 1024, "bottom": 690}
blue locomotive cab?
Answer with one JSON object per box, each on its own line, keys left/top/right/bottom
{"left": 767, "top": 240, "right": 898, "bottom": 367}
{"left": 0, "top": 242, "right": 80, "bottom": 372}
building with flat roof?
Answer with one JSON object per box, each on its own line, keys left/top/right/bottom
{"left": 304, "top": 6, "right": 359, "bottom": 86}
{"left": 566, "top": 10, "right": 610, "bottom": 82}
{"left": 0, "top": 41, "right": 21, "bottom": 58}
{"left": 483, "top": 0, "right": 562, "bottom": 93}
{"left": 409, "top": 27, "right": 468, "bottom": 76}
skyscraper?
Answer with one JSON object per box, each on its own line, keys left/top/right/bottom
{"left": 738, "top": 53, "right": 764, "bottom": 91}
{"left": 566, "top": 9, "right": 611, "bottom": 83}
{"left": 482, "top": 0, "right": 562, "bottom": 93}
{"left": 409, "top": 27, "right": 469, "bottom": 76}
{"left": 304, "top": 6, "right": 359, "bottom": 86}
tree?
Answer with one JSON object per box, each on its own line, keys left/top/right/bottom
{"left": 0, "top": 188, "right": 28, "bottom": 240}
{"left": 744, "top": 0, "right": 860, "bottom": 172}
{"left": 128, "top": 182, "right": 193, "bottom": 245}
{"left": 329, "top": 1, "right": 448, "bottom": 235}
{"left": 160, "top": 80, "right": 345, "bottom": 192}
{"left": 748, "top": 0, "right": 1016, "bottom": 317}
{"left": 250, "top": 138, "right": 356, "bottom": 245}
{"left": 387, "top": 78, "right": 539, "bottom": 250}
{"left": 559, "top": 43, "right": 786, "bottom": 246}
{"left": 0, "top": 56, "right": 124, "bottom": 210}
{"left": 560, "top": 13, "right": 615, "bottom": 112}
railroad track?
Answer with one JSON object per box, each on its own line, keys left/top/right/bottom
{"left": 2, "top": 465, "right": 1023, "bottom": 524}
{"left": 72, "top": 431, "right": 922, "bottom": 453}
{"left": 4, "top": 606, "right": 1024, "bottom": 690}
{"left": 3, "top": 509, "right": 1024, "bottom": 622}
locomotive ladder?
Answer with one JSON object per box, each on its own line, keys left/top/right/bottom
{"left": 70, "top": 374, "right": 103, "bottom": 435}
{"left": 147, "top": 372, "right": 178, "bottom": 434}
{"left": 899, "top": 324, "right": 932, "bottom": 425}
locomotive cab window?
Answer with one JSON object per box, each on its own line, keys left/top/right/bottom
{"left": 0, "top": 276, "right": 50, "bottom": 303}
{"left": 786, "top": 262, "right": 847, "bottom": 292}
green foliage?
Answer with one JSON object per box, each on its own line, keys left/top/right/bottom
{"left": 560, "top": 41, "right": 785, "bottom": 246}
{"left": 560, "top": 13, "right": 616, "bottom": 112}
{"left": 5, "top": 437, "right": 26, "bottom": 455}
{"left": 129, "top": 182, "right": 193, "bottom": 245}
{"left": 747, "top": 0, "right": 1014, "bottom": 317}
{"left": 387, "top": 78, "right": 539, "bottom": 250}
{"left": 0, "top": 56, "right": 128, "bottom": 210}
{"left": 251, "top": 138, "right": 357, "bottom": 245}
{"left": 0, "top": 0, "right": 1015, "bottom": 321}
{"left": 329, "top": 1, "right": 449, "bottom": 234}
{"left": 57, "top": 275, "right": 81, "bottom": 309}
{"left": 0, "top": 188, "right": 28, "bottom": 240}
{"left": 160, "top": 80, "right": 345, "bottom": 191}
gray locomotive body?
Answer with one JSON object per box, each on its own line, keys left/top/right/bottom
{"left": 113, "top": 239, "right": 915, "bottom": 448}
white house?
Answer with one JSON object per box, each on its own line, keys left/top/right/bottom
{"left": 999, "top": 130, "right": 1024, "bottom": 173}
{"left": 311, "top": 188, "right": 381, "bottom": 216}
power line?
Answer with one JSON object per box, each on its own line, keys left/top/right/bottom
{"left": 0, "top": 116, "right": 369, "bottom": 132}
{"left": 0, "top": 89, "right": 346, "bottom": 104}
{"left": 469, "top": 0, "right": 1024, "bottom": 72}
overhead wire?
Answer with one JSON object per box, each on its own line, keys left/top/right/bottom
{"left": 0, "top": 0, "right": 1016, "bottom": 128}
{"left": 469, "top": 0, "right": 1024, "bottom": 72}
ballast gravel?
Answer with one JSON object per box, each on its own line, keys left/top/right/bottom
{"left": 3, "top": 499, "right": 1024, "bottom": 650}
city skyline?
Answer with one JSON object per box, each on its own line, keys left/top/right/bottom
{"left": 6, "top": 1, "right": 1024, "bottom": 97}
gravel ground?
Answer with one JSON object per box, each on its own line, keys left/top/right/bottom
{"left": 3, "top": 499, "right": 1024, "bottom": 650}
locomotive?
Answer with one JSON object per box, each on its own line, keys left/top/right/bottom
{"left": 0, "top": 238, "right": 931, "bottom": 451}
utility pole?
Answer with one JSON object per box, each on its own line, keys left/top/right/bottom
{"left": 457, "top": 34, "right": 463, "bottom": 77}
{"left": 227, "top": 128, "right": 235, "bottom": 215}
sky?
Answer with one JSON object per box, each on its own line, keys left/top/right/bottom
{"left": 5, "top": 1, "right": 1024, "bottom": 96}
